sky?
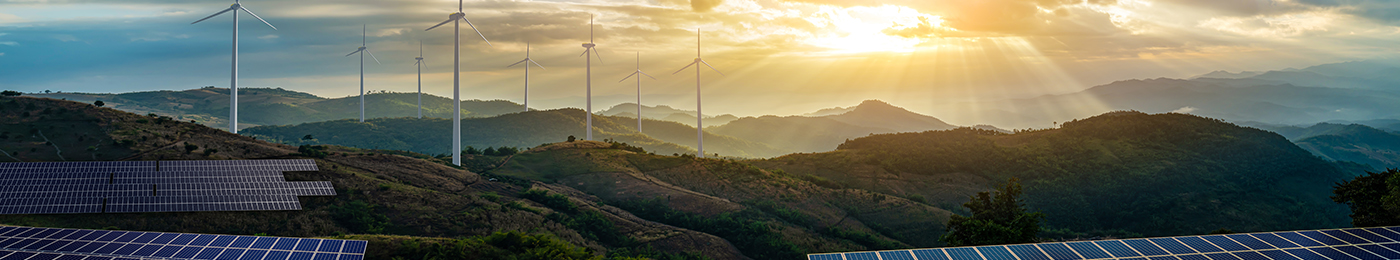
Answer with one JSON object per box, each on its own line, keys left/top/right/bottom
{"left": 3, "top": 0, "right": 1400, "bottom": 125}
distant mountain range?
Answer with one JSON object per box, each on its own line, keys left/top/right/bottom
{"left": 710, "top": 100, "right": 958, "bottom": 153}
{"left": 597, "top": 103, "right": 740, "bottom": 127}
{"left": 1241, "top": 122, "right": 1400, "bottom": 169}
{"left": 942, "top": 59, "right": 1400, "bottom": 129}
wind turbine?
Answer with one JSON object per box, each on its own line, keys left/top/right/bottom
{"left": 618, "top": 52, "right": 655, "bottom": 133}
{"left": 580, "top": 14, "right": 603, "bottom": 141}
{"left": 190, "top": 0, "right": 277, "bottom": 133}
{"left": 345, "top": 24, "right": 381, "bottom": 122}
{"left": 671, "top": 29, "right": 722, "bottom": 158}
{"left": 413, "top": 41, "right": 427, "bottom": 119}
{"left": 507, "top": 41, "right": 545, "bottom": 112}
{"left": 425, "top": 0, "right": 492, "bottom": 166}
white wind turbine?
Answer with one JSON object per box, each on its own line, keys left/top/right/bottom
{"left": 618, "top": 52, "right": 655, "bottom": 133}
{"left": 507, "top": 42, "right": 545, "bottom": 112}
{"left": 425, "top": 0, "right": 492, "bottom": 166}
{"left": 580, "top": 14, "right": 603, "bottom": 141}
{"left": 413, "top": 41, "right": 427, "bottom": 118}
{"left": 671, "top": 29, "right": 723, "bottom": 158}
{"left": 345, "top": 25, "right": 381, "bottom": 122}
{"left": 190, "top": 0, "right": 277, "bottom": 133}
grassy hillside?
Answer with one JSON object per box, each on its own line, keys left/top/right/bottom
{"left": 0, "top": 96, "right": 748, "bottom": 260}
{"left": 476, "top": 140, "right": 953, "bottom": 259}
{"left": 708, "top": 100, "right": 958, "bottom": 153}
{"left": 32, "top": 88, "right": 524, "bottom": 130}
{"left": 1294, "top": 124, "right": 1400, "bottom": 169}
{"left": 241, "top": 109, "right": 791, "bottom": 158}
{"left": 752, "top": 111, "right": 1355, "bottom": 238}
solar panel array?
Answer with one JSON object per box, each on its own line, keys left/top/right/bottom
{"left": 0, "top": 225, "right": 367, "bottom": 260}
{"left": 0, "top": 159, "right": 334, "bottom": 214}
{"left": 810, "top": 226, "right": 1400, "bottom": 260}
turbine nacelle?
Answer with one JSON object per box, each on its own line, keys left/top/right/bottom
{"left": 583, "top": 43, "right": 596, "bottom": 48}
{"left": 357, "top": 46, "right": 367, "bottom": 51}
{"left": 448, "top": 12, "right": 465, "bottom": 20}
{"left": 230, "top": 3, "right": 240, "bottom": 8}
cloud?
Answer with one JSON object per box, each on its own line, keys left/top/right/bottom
{"left": 1171, "top": 106, "right": 1198, "bottom": 114}
{"left": 1198, "top": 11, "right": 1337, "bottom": 38}
{"left": 53, "top": 35, "right": 78, "bottom": 42}
{"left": 0, "top": 53, "right": 5, "bottom": 56}
{"left": 691, "top": 0, "right": 725, "bottom": 12}
{"left": 1293, "top": 0, "right": 1400, "bottom": 24}
{"left": 0, "top": 41, "right": 15, "bottom": 46}
{"left": 258, "top": 34, "right": 279, "bottom": 40}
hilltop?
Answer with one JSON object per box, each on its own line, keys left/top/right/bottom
{"left": 751, "top": 111, "right": 1356, "bottom": 237}
{"left": 709, "top": 100, "right": 958, "bottom": 153}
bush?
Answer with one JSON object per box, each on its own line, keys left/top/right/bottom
{"left": 330, "top": 200, "right": 390, "bottom": 234}
{"left": 0, "top": 90, "right": 20, "bottom": 97}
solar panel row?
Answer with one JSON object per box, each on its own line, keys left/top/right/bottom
{"left": 0, "top": 226, "right": 366, "bottom": 260}
{"left": 0, "top": 182, "right": 333, "bottom": 196}
{"left": 0, "top": 172, "right": 290, "bottom": 181}
{"left": 810, "top": 227, "right": 1400, "bottom": 260}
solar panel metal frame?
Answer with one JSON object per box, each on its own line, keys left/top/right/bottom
{"left": 809, "top": 226, "right": 1400, "bottom": 260}
{"left": 0, "top": 225, "right": 365, "bottom": 260}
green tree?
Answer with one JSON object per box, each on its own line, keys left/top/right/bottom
{"left": 1333, "top": 169, "right": 1400, "bottom": 227}
{"left": 0, "top": 90, "right": 20, "bottom": 97}
{"left": 483, "top": 147, "right": 497, "bottom": 156}
{"left": 94, "top": 100, "right": 104, "bottom": 107}
{"left": 302, "top": 134, "right": 314, "bottom": 140}
{"left": 464, "top": 146, "right": 481, "bottom": 155}
{"left": 940, "top": 177, "right": 1045, "bottom": 246}
{"left": 184, "top": 143, "right": 198, "bottom": 154}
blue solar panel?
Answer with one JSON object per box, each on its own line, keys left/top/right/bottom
{"left": 1300, "top": 231, "right": 1347, "bottom": 246}
{"left": 948, "top": 247, "right": 983, "bottom": 260}
{"left": 1337, "top": 245, "right": 1384, "bottom": 260}
{"left": 1202, "top": 236, "right": 1249, "bottom": 251}
{"left": 1039, "top": 243, "right": 1084, "bottom": 260}
{"left": 1250, "top": 233, "right": 1299, "bottom": 248}
{"left": 1361, "top": 244, "right": 1400, "bottom": 259}
{"left": 1067, "top": 241, "right": 1113, "bottom": 259}
{"left": 1096, "top": 240, "right": 1143, "bottom": 257}
{"left": 0, "top": 226, "right": 367, "bottom": 260}
{"left": 1231, "top": 251, "right": 1269, "bottom": 260}
{"left": 913, "top": 249, "right": 950, "bottom": 260}
{"left": 1009, "top": 244, "right": 1051, "bottom": 260}
{"left": 977, "top": 246, "right": 1017, "bottom": 260}
{"left": 880, "top": 250, "right": 917, "bottom": 260}
{"left": 1376, "top": 228, "right": 1400, "bottom": 241}
{"left": 1257, "top": 250, "right": 1300, "bottom": 260}
{"left": 1204, "top": 252, "right": 1240, "bottom": 260}
{"left": 1314, "top": 247, "right": 1361, "bottom": 260}
{"left": 1225, "top": 234, "right": 1274, "bottom": 250}
{"left": 1327, "top": 230, "right": 1374, "bottom": 244}
{"left": 1177, "top": 255, "right": 1210, "bottom": 260}
{"left": 1124, "top": 239, "right": 1170, "bottom": 256}
{"left": 1348, "top": 229, "right": 1391, "bottom": 243}
{"left": 1150, "top": 238, "right": 1197, "bottom": 254}
{"left": 1148, "top": 256, "right": 1179, "bottom": 260}
{"left": 845, "top": 252, "right": 878, "bottom": 260}
{"left": 1277, "top": 232, "right": 1325, "bottom": 247}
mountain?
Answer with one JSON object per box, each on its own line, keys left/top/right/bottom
{"left": 1290, "top": 124, "right": 1400, "bottom": 169}
{"left": 598, "top": 103, "right": 738, "bottom": 127}
{"left": 750, "top": 111, "right": 1355, "bottom": 237}
{"left": 708, "top": 100, "right": 958, "bottom": 153}
{"left": 31, "top": 88, "right": 524, "bottom": 129}
{"left": 240, "top": 108, "right": 792, "bottom": 158}
{"left": 1193, "top": 70, "right": 1263, "bottom": 79}
{"left": 803, "top": 106, "right": 855, "bottom": 117}
{"left": 0, "top": 95, "right": 750, "bottom": 259}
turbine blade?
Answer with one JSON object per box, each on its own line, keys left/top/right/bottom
{"left": 461, "top": 17, "right": 492, "bottom": 46}
{"left": 507, "top": 59, "right": 528, "bottom": 68}
{"left": 592, "top": 47, "right": 603, "bottom": 64}
{"left": 365, "top": 49, "right": 381, "bottom": 64}
{"left": 345, "top": 49, "right": 363, "bottom": 56}
{"left": 238, "top": 6, "right": 277, "bottom": 30}
{"left": 422, "top": 61, "right": 428, "bottom": 70}
{"left": 639, "top": 71, "right": 657, "bottom": 79}
{"left": 191, "top": 7, "right": 234, "bottom": 24}
{"left": 700, "top": 60, "right": 724, "bottom": 75}
{"left": 579, "top": 49, "right": 589, "bottom": 57}
{"left": 425, "top": 18, "right": 453, "bottom": 31}
{"left": 530, "top": 59, "right": 546, "bottom": 70}
{"left": 619, "top": 72, "right": 638, "bottom": 82}
{"left": 672, "top": 61, "right": 698, "bottom": 75}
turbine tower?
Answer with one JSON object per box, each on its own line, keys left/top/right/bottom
{"left": 413, "top": 41, "right": 427, "bottom": 118}
{"left": 580, "top": 14, "right": 603, "bottom": 141}
{"left": 190, "top": 0, "right": 277, "bottom": 133}
{"left": 671, "top": 29, "right": 723, "bottom": 158}
{"left": 507, "top": 41, "right": 545, "bottom": 112}
{"left": 344, "top": 25, "right": 381, "bottom": 122}
{"left": 426, "top": 0, "right": 492, "bottom": 166}
{"left": 618, "top": 52, "right": 655, "bottom": 133}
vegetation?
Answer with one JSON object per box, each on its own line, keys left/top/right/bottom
{"left": 1332, "top": 168, "right": 1400, "bottom": 227}
{"left": 614, "top": 198, "right": 805, "bottom": 260}
{"left": 941, "top": 178, "right": 1045, "bottom": 246}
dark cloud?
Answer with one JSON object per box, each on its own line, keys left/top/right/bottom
{"left": 690, "top": 0, "right": 724, "bottom": 12}
{"left": 1292, "top": 0, "right": 1400, "bottom": 24}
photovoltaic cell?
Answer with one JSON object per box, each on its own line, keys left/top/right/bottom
{"left": 810, "top": 226, "right": 1400, "bottom": 260}
{"left": 0, "top": 225, "right": 366, "bottom": 260}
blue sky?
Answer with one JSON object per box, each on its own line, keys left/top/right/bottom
{"left": 3, "top": 0, "right": 1400, "bottom": 120}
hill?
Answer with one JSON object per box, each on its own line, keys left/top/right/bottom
{"left": 0, "top": 95, "right": 755, "bottom": 259}
{"left": 750, "top": 111, "right": 1355, "bottom": 237}
{"left": 598, "top": 103, "right": 739, "bottom": 127}
{"left": 240, "top": 108, "right": 792, "bottom": 158}
{"left": 1292, "top": 124, "right": 1400, "bottom": 169}
{"left": 708, "top": 100, "right": 958, "bottom": 153}
{"left": 32, "top": 88, "right": 524, "bottom": 130}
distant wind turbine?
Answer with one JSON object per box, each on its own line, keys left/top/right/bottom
{"left": 507, "top": 41, "right": 545, "bottom": 112}
{"left": 425, "top": 0, "right": 492, "bottom": 166}
{"left": 190, "top": 0, "right": 277, "bottom": 133}
{"left": 414, "top": 41, "right": 427, "bottom": 118}
{"left": 619, "top": 52, "right": 655, "bottom": 133}
{"left": 345, "top": 25, "right": 381, "bottom": 122}
{"left": 671, "top": 29, "right": 723, "bottom": 158}
{"left": 580, "top": 14, "right": 604, "bottom": 141}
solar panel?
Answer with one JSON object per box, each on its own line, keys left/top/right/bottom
{"left": 0, "top": 159, "right": 332, "bottom": 214}
{"left": 0, "top": 225, "right": 365, "bottom": 260}
{"left": 809, "top": 227, "right": 1400, "bottom": 260}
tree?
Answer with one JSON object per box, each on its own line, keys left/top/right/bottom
{"left": 940, "top": 177, "right": 1046, "bottom": 246}
{"left": 93, "top": 100, "right": 104, "bottom": 107}
{"left": 184, "top": 143, "right": 199, "bottom": 154}
{"left": 0, "top": 90, "right": 19, "bottom": 97}
{"left": 1333, "top": 169, "right": 1400, "bottom": 227}
{"left": 568, "top": 135, "right": 577, "bottom": 142}
{"left": 464, "top": 146, "right": 481, "bottom": 155}
{"left": 302, "top": 134, "right": 314, "bottom": 140}
{"left": 483, "top": 147, "right": 497, "bottom": 156}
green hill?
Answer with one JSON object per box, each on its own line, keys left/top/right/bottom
{"left": 708, "top": 100, "right": 958, "bottom": 153}
{"left": 32, "top": 88, "right": 524, "bottom": 130}
{"left": 751, "top": 111, "right": 1355, "bottom": 237}
{"left": 1294, "top": 124, "right": 1400, "bottom": 169}
{"left": 240, "top": 108, "right": 791, "bottom": 158}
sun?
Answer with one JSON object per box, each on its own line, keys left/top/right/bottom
{"left": 805, "top": 5, "right": 943, "bottom": 54}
